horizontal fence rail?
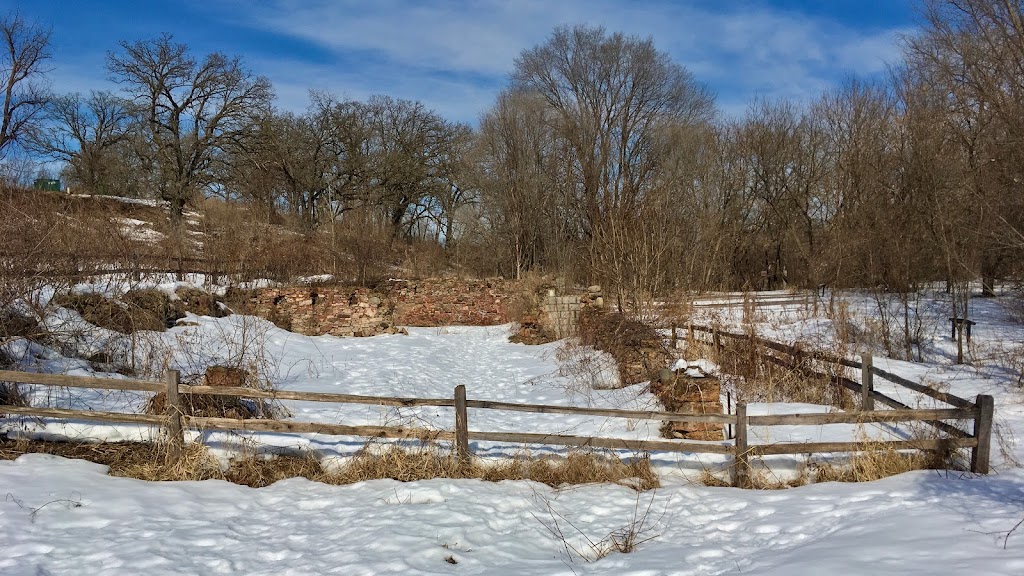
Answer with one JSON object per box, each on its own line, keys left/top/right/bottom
{"left": 0, "top": 358, "right": 995, "bottom": 485}
{"left": 683, "top": 324, "right": 993, "bottom": 477}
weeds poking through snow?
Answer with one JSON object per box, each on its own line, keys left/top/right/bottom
{"left": 531, "top": 487, "right": 664, "bottom": 563}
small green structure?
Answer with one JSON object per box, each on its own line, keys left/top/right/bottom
{"left": 33, "top": 178, "right": 61, "bottom": 192}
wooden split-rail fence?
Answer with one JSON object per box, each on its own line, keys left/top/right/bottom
{"left": 0, "top": 342, "right": 994, "bottom": 487}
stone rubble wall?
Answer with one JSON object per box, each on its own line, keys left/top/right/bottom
{"left": 650, "top": 369, "right": 725, "bottom": 441}
{"left": 243, "top": 277, "right": 516, "bottom": 337}
{"left": 247, "top": 286, "right": 399, "bottom": 337}
{"left": 389, "top": 278, "right": 512, "bottom": 326}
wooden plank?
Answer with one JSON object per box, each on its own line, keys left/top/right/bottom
{"left": 861, "top": 353, "right": 875, "bottom": 411}
{"left": 165, "top": 370, "right": 183, "bottom": 461}
{"left": 463, "top": 399, "right": 735, "bottom": 424}
{"left": 701, "top": 332, "right": 973, "bottom": 440}
{"left": 866, "top": 390, "right": 970, "bottom": 439}
{"left": 465, "top": 430, "right": 734, "bottom": 454}
{"left": 734, "top": 403, "right": 750, "bottom": 487}
{"left": 183, "top": 416, "right": 454, "bottom": 441}
{"left": 747, "top": 407, "right": 976, "bottom": 426}
{"left": 0, "top": 405, "right": 165, "bottom": 425}
{"left": 454, "top": 385, "right": 470, "bottom": 462}
{"left": 749, "top": 437, "right": 977, "bottom": 456}
{"left": 181, "top": 385, "right": 455, "bottom": 408}
{"left": 971, "top": 394, "right": 994, "bottom": 474}
{"left": 870, "top": 366, "right": 974, "bottom": 409}
{"left": 0, "top": 370, "right": 164, "bottom": 393}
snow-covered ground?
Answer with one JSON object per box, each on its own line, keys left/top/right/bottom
{"left": 2, "top": 283, "right": 1024, "bottom": 574}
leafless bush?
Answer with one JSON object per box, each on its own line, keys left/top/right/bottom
{"left": 552, "top": 340, "right": 620, "bottom": 397}
{"left": 532, "top": 488, "right": 663, "bottom": 563}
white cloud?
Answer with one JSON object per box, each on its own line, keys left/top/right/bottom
{"left": 44, "top": 0, "right": 910, "bottom": 124}
{"left": 232, "top": 0, "right": 908, "bottom": 122}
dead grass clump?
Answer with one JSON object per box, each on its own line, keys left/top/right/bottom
{"left": 515, "top": 452, "right": 659, "bottom": 490}
{"left": 700, "top": 467, "right": 807, "bottom": 490}
{"left": 326, "top": 446, "right": 659, "bottom": 490}
{"left": 814, "top": 440, "right": 954, "bottom": 483}
{"left": 329, "top": 445, "right": 463, "bottom": 484}
{"left": 0, "top": 437, "right": 223, "bottom": 481}
{"left": 224, "top": 452, "right": 326, "bottom": 487}
{"left": 2, "top": 437, "right": 659, "bottom": 491}
{"left": 113, "top": 442, "right": 224, "bottom": 482}
{"left": 55, "top": 290, "right": 183, "bottom": 333}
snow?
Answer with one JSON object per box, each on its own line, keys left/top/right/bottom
{"left": 3, "top": 283, "right": 1024, "bottom": 573}
{"left": 112, "top": 216, "right": 166, "bottom": 243}
{"left": 2, "top": 455, "right": 1022, "bottom": 575}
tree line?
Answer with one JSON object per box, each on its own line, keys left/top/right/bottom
{"left": 2, "top": 0, "right": 1023, "bottom": 309}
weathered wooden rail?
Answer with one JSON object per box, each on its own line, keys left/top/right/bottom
{"left": 683, "top": 324, "right": 994, "bottom": 477}
{"left": 0, "top": 357, "right": 994, "bottom": 487}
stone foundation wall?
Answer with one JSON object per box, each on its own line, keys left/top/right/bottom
{"left": 390, "top": 278, "right": 512, "bottom": 326}
{"left": 246, "top": 287, "right": 399, "bottom": 337}
{"left": 243, "top": 277, "right": 516, "bottom": 337}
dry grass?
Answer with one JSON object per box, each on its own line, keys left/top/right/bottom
{"left": 687, "top": 331, "right": 854, "bottom": 409}
{"left": 814, "top": 435, "right": 956, "bottom": 483}
{"left": 0, "top": 437, "right": 223, "bottom": 481}
{"left": 0, "top": 437, "right": 659, "bottom": 491}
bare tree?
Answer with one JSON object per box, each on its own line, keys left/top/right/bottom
{"left": 106, "top": 34, "right": 273, "bottom": 223}
{"left": 512, "top": 25, "right": 715, "bottom": 234}
{"left": 29, "top": 91, "right": 131, "bottom": 194}
{"left": 0, "top": 12, "right": 51, "bottom": 161}
{"left": 505, "top": 25, "right": 715, "bottom": 304}
{"left": 908, "top": 0, "right": 1024, "bottom": 290}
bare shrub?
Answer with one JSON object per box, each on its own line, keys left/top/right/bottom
{"left": 532, "top": 488, "right": 663, "bottom": 563}
{"left": 552, "top": 339, "right": 620, "bottom": 396}
{"left": 53, "top": 290, "right": 183, "bottom": 334}
{"left": 577, "top": 308, "right": 672, "bottom": 386}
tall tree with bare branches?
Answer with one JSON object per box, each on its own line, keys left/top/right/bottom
{"left": 107, "top": 34, "right": 273, "bottom": 223}
{"left": 0, "top": 12, "right": 51, "bottom": 161}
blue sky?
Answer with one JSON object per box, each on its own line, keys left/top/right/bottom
{"left": 10, "top": 0, "right": 919, "bottom": 123}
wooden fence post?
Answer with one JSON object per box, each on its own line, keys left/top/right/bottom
{"left": 733, "top": 403, "right": 749, "bottom": 488}
{"left": 670, "top": 322, "right": 678, "bottom": 349}
{"left": 687, "top": 320, "right": 694, "bottom": 345}
{"left": 971, "top": 394, "right": 994, "bottom": 474}
{"left": 860, "top": 353, "right": 874, "bottom": 411}
{"left": 454, "top": 385, "right": 470, "bottom": 463}
{"left": 165, "top": 369, "right": 183, "bottom": 461}
{"left": 713, "top": 327, "right": 722, "bottom": 358}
